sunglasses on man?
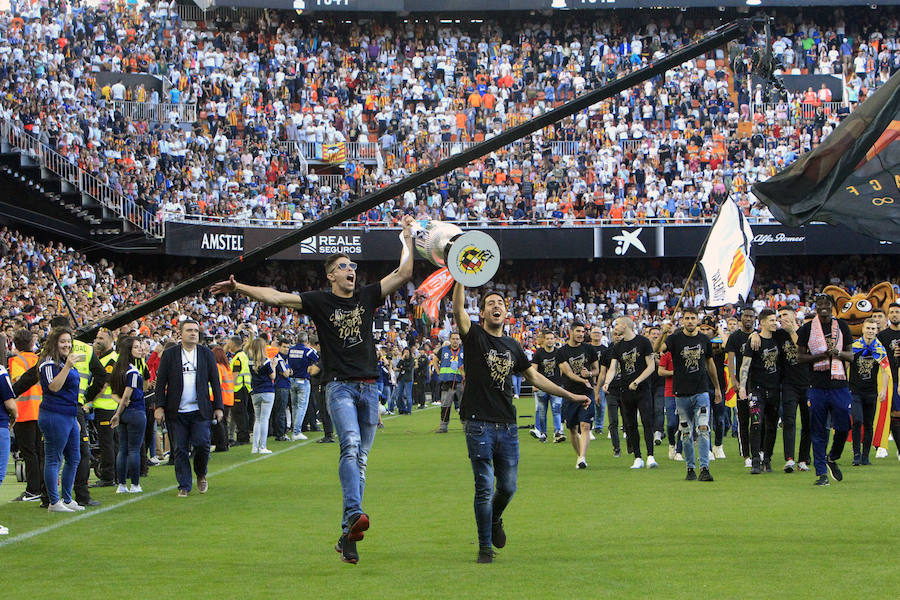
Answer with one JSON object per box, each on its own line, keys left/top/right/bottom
{"left": 331, "top": 262, "right": 358, "bottom": 273}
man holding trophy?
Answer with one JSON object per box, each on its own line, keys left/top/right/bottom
{"left": 211, "top": 215, "right": 416, "bottom": 565}
{"left": 418, "top": 221, "right": 590, "bottom": 563}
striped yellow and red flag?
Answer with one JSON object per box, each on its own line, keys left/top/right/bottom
{"left": 723, "top": 366, "right": 737, "bottom": 408}
{"left": 727, "top": 247, "right": 746, "bottom": 288}
{"left": 873, "top": 356, "right": 894, "bottom": 450}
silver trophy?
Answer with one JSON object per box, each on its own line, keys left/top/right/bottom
{"left": 411, "top": 221, "right": 500, "bottom": 287}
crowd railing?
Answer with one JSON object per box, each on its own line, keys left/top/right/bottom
{"left": 0, "top": 120, "right": 164, "bottom": 239}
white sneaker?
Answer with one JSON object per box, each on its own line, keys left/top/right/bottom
{"left": 292, "top": 432, "right": 308, "bottom": 441}
{"left": 0, "top": 524, "right": 8, "bottom": 535}
{"left": 576, "top": 457, "right": 588, "bottom": 469}
{"left": 784, "top": 459, "right": 796, "bottom": 473}
{"left": 631, "top": 457, "right": 644, "bottom": 469}
{"left": 250, "top": 447, "right": 259, "bottom": 454}
{"left": 62, "top": 500, "right": 85, "bottom": 511}
{"left": 529, "top": 427, "right": 542, "bottom": 439}
{"left": 513, "top": 395, "right": 519, "bottom": 400}
{"left": 259, "top": 448, "right": 273, "bottom": 455}
{"left": 797, "top": 461, "right": 810, "bottom": 472}
{"left": 674, "top": 453, "right": 684, "bottom": 461}
{"left": 708, "top": 451, "right": 716, "bottom": 462}
{"left": 744, "top": 457, "right": 753, "bottom": 468}
{"left": 713, "top": 445, "right": 726, "bottom": 459}
{"left": 607, "top": 431, "right": 611, "bottom": 439}
{"left": 128, "top": 484, "right": 143, "bottom": 493}
{"left": 48, "top": 501, "right": 74, "bottom": 513}
{"left": 646, "top": 456, "right": 658, "bottom": 469}
{"left": 653, "top": 431, "right": 663, "bottom": 444}
{"left": 589, "top": 431, "right": 596, "bottom": 441}
{"left": 875, "top": 447, "right": 888, "bottom": 458}
{"left": 148, "top": 457, "right": 161, "bottom": 466}
{"left": 116, "top": 484, "right": 129, "bottom": 494}
{"left": 668, "top": 445, "right": 676, "bottom": 460}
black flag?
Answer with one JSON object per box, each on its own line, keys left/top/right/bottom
{"left": 753, "top": 70, "right": 900, "bottom": 241}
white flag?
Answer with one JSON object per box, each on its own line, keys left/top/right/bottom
{"left": 699, "top": 198, "right": 755, "bottom": 308}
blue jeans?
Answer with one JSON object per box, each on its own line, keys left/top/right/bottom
{"left": 512, "top": 374, "right": 523, "bottom": 397}
{"left": 675, "top": 393, "right": 711, "bottom": 470}
{"left": 464, "top": 420, "right": 518, "bottom": 549}
{"left": 396, "top": 381, "right": 413, "bottom": 413}
{"left": 251, "top": 392, "right": 275, "bottom": 450}
{"left": 808, "top": 387, "right": 852, "bottom": 476}
{"left": 326, "top": 381, "right": 380, "bottom": 533}
{"left": 384, "top": 383, "right": 396, "bottom": 412}
{"left": 38, "top": 409, "right": 81, "bottom": 504}
{"left": 665, "top": 396, "right": 682, "bottom": 452}
{"left": 116, "top": 409, "right": 147, "bottom": 486}
{"left": 169, "top": 410, "right": 212, "bottom": 492}
{"left": 593, "top": 389, "right": 606, "bottom": 432}
{"left": 0, "top": 427, "right": 9, "bottom": 488}
{"left": 289, "top": 378, "right": 311, "bottom": 436}
{"left": 272, "top": 387, "right": 291, "bottom": 438}
{"left": 534, "top": 391, "right": 562, "bottom": 436}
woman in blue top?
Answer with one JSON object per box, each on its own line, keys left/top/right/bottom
{"left": 109, "top": 337, "right": 147, "bottom": 494}
{"left": 248, "top": 337, "right": 275, "bottom": 455}
{"left": 38, "top": 328, "right": 84, "bottom": 513}
{"left": 0, "top": 364, "right": 18, "bottom": 535}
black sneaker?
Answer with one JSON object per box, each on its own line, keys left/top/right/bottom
{"left": 861, "top": 455, "right": 872, "bottom": 466}
{"left": 491, "top": 519, "right": 507, "bottom": 549}
{"left": 89, "top": 479, "right": 115, "bottom": 488}
{"left": 347, "top": 512, "right": 370, "bottom": 541}
{"left": 826, "top": 457, "right": 843, "bottom": 482}
{"left": 750, "top": 459, "right": 761, "bottom": 475}
{"left": 335, "top": 535, "right": 359, "bottom": 564}
{"left": 477, "top": 547, "right": 495, "bottom": 564}
{"left": 686, "top": 468, "right": 697, "bottom": 481}
{"left": 763, "top": 461, "right": 773, "bottom": 473}
{"left": 316, "top": 436, "right": 336, "bottom": 444}
{"left": 698, "top": 467, "right": 714, "bottom": 482}
{"left": 814, "top": 475, "right": 830, "bottom": 486}
{"left": 852, "top": 454, "right": 861, "bottom": 466}
{"left": 613, "top": 449, "right": 621, "bottom": 458}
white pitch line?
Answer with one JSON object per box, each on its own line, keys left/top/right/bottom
{"left": 0, "top": 405, "right": 434, "bottom": 548}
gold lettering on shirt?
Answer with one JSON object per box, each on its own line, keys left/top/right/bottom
{"left": 329, "top": 306, "right": 365, "bottom": 348}
{"left": 485, "top": 349, "right": 515, "bottom": 390}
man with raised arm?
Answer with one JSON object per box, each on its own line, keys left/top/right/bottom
{"left": 452, "top": 281, "right": 589, "bottom": 564}
{"left": 211, "top": 215, "right": 415, "bottom": 565}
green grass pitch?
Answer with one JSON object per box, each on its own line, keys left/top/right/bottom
{"left": 2, "top": 402, "right": 899, "bottom": 599}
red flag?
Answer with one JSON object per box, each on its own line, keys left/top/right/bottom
{"left": 414, "top": 268, "right": 455, "bottom": 325}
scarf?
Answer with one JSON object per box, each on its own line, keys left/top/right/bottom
{"left": 851, "top": 337, "right": 887, "bottom": 362}
{"left": 809, "top": 316, "right": 845, "bottom": 380}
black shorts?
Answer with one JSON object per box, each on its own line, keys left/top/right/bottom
{"left": 562, "top": 396, "right": 595, "bottom": 430}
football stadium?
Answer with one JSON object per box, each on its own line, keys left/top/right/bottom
{"left": 0, "top": 0, "right": 899, "bottom": 597}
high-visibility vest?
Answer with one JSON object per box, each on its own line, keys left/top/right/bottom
{"left": 216, "top": 363, "right": 234, "bottom": 407}
{"left": 231, "top": 351, "right": 251, "bottom": 392}
{"left": 73, "top": 340, "right": 94, "bottom": 406}
{"left": 93, "top": 351, "right": 119, "bottom": 410}
{"left": 9, "top": 352, "right": 40, "bottom": 422}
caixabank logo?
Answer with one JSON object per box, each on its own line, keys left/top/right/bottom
{"left": 300, "top": 234, "right": 363, "bottom": 255}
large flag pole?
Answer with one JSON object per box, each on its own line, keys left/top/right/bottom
{"left": 76, "top": 19, "right": 755, "bottom": 341}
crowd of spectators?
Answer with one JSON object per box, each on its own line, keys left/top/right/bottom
{"left": 2, "top": 227, "right": 898, "bottom": 358}
{"left": 3, "top": 2, "right": 900, "bottom": 230}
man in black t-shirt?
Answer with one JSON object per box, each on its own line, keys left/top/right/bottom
{"left": 603, "top": 317, "right": 657, "bottom": 470}
{"left": 211, "top": 215, "right": 416, "bottom": 565}
{"left": 877, "top": 303, "right": 900, "bottom": 457}
{"left": 739, "top": 309, "right": 781, "bottom": 474}
{"left": 589, "top": 328, "right": 607, "bottom": 437}
{"left": 601, "top": 330, "right": 624, "bottom": 457}
{"left": 776, "top": 306, "right": 811, "bottom": 472}
{"left": 726, "top": 307, "right": 756, "bottom": 465}
{"left": 655, "top": 308, "right": 722, "bottom": 482}
{"left": 557, "top": 322, "right": 599, "bottom": 469}
{"left": 452, "top": 282, "right": 588, "bottom": 564}
{"left": 796, "top": 294, "right": 854, "bottom": 486}
{"left": 850, "top": 319, "right": 888, "bottom": 465}
{"left": 530, "top": 330, "right": 565, "bottom": 443}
